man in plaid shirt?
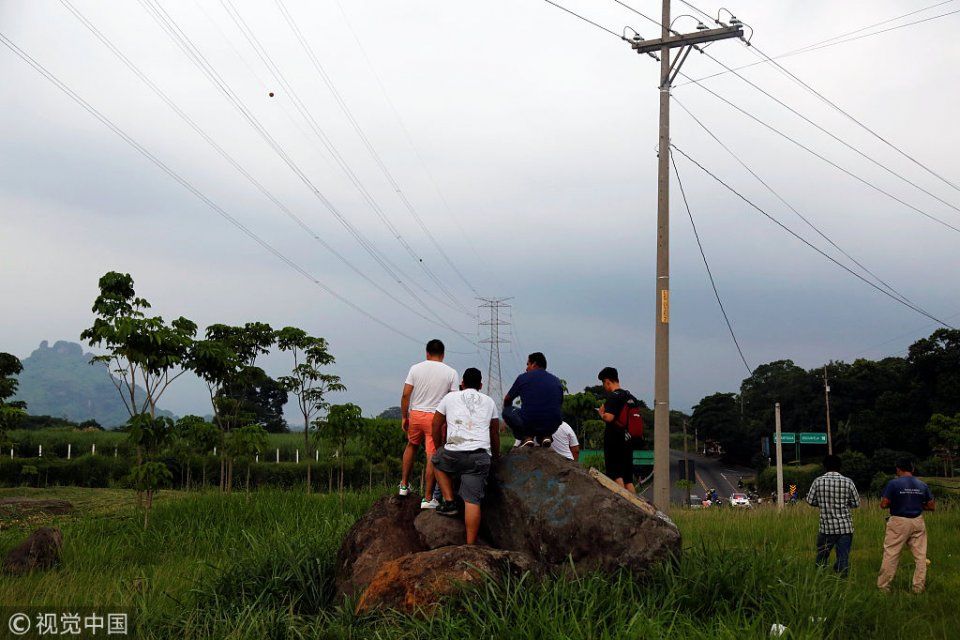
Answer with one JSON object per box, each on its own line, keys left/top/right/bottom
{"left": 805, "top": 454, "right": 860, "bottom": 576}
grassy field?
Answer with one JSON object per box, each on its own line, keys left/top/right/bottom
{"left": 0, "top": 487, "right": 956, "bottom": 639}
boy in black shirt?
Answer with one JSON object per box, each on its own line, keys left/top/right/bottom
{"left": 596, "top": 367, "right": 636, "bottom": 492}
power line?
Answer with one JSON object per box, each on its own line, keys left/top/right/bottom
{"left": 218, "top": 0, "right": 471, "bottom": 316}
{"left": 0, "top": 30, "right": 429, "bottom": 345}
{"left": 679, "top": 5, "right": 960, "bottom": 86}
{"left": 541, "top": 0, "right": 624, "bottom": 39}
{"left": 56, "top": 0, "right": 476, "bottom": 340}
{"left": 672, "top": 96, "right": 925, "bottom": 311}
{"left": 334, "top": 0, "right": 493, "bottom": 294}
{"left": 136, "top": 0, "right": 475, "bottom": 340}
{"left": 683, "top": 78, "right": 960, "bottom": 235}
{"left": 670, "top": 150, "right": 752, "bottom": 374}
{"left": 671, "top": 144, "right": 954, "bottom": 329}
{"left": 276, "top": 0, "right": 480, "bottom": 300}
{"left": 746, "top": 41, "right": 960, "bottom": 198}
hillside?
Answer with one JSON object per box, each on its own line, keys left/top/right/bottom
{"left": 13, "top": 340, "right": 173, "bottom": 428}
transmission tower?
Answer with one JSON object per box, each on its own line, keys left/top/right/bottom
{"left": 478, "top": 297, "right": 512, "bottom": 404}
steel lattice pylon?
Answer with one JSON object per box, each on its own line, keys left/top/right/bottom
{"left": 477, "top": 297, "right": 512, "bottom": 404}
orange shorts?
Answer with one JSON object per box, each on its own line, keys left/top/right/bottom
{"left": 406, "top": 410, "right": 437, "bottom": 456}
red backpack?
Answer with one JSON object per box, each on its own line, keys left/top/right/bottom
{"left": 616, "top": 395, "right": 645, "bottom": 440}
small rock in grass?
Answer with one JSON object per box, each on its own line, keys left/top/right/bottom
{"left": 2, "top": 527, "right": 63, "bottom": 575}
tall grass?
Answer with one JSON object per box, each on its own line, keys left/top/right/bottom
{"left": 0, "top": 488, "right": 955, "bottom": 639}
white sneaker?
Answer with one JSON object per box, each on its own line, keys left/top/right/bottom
{"left": 398, "top": 484, "right": 410, "bottom": 496}
{"left": 420, "top": 498, "right": 440, "bottom": 510}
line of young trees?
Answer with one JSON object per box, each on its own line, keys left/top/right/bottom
{"left": 691, "top": 328, "right": 960, "bottom": 481}
{"left": 79, "top": 271, "right": 347, "bottom": 525}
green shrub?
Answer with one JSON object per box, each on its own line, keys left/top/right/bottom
{"left": 756, "top": 463, "right": 821, "bottom": 495}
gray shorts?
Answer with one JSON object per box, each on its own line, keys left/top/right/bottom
{"left": 431, "top": 447, "right": 491, "bottom": 505}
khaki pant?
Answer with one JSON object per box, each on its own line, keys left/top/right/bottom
{"left": 877, "top": 515, "right": 927, "bottom": 592}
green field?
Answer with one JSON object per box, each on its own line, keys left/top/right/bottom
{"left": 0, "top": 487, "right": 956, "bottom": 639}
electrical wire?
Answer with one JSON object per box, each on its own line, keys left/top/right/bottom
{"left": 678, "top": 5, "right": 960, "bottom": 86}
{"left": 136, "top": 0, "right": 476, "bottom": 341}
{"left": 218, "top": 0, "right": 471, "bottom": 316}
{"left": 746, "top": 41, "right": 960, "bottom": 198}
{"left": 670, "top": 150, "right": 753, "bottom": 374}
{"left": 0, "top": 31, "right": 429, "bottom": 345}
{"left": 276, "top": 0, "right": 480, "bottom": 301}
{"left": 541, "top": 0, "right": 624, "bottom": 38}
{"left": 57, "top": 0, "right": 478, "bottom": 339}
{"left": 673, "top": 96, "right": 925, "bottom": 311}
{"left": 670, "top": 145, "right": 954, "bottom": 329}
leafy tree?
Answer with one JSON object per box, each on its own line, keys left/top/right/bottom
{"left": 128, "top": 462, "right": 172, "bottom": 528}
{"left": 173, "top": 415, "right": 221, "bottom": 489}
{"left": 691, "top": 392, "right": 750, "bottom": 464}
{"left": 562, "top": 392, "right": 600, "bottom": 433}
{"left": 324, "top": 403, "right": 363, "bottom": 493}
{"left": 225, "top": 424, "right": 268, "bottom": 493}
{"left": 0, "top": 353, "right": 26, "bottom": 447}
{"left": 221, "top": 369, "right": 289, "bottom": 433}
{"left": 80, "top": 272, "right": 196, "bottom": 424}
{"left": 277, "top": 327, "right": 344, "bottom": 493}
{"left": 926, "top": 413, "right": 960, "bottom": 477}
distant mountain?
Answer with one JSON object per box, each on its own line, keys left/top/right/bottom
{"left": 13, "top": 340, "right": 174, "bottom": 428}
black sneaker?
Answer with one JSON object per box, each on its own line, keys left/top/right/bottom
{"left": 436, "top": 500, "right": 460, "bottom": 517}
{"left": 538, "top": 435, "right": 553, "bottom": 448}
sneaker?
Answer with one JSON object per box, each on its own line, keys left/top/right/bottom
{"left": 398, "top": 483, "right": 410, "bottom": 496}
{"left": 538, "top": 436, "right": 553, "bottom": 448}
{"left": 420, "top": 498, "right": 440, "bottom": 510}
{"left": 436, "top": 500, "right": 460, "bottom": 517}
{"left": 519, "top": 437, "right": 536, "bottom": 448}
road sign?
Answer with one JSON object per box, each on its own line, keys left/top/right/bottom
{"left": 800, "top": 432, "right": 828, "bottom": 445}
{"left": 773, "top": 432, "right": 796, "bottom": 444}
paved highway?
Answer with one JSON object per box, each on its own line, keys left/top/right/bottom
{"left": 636, "top": 449, "right": 755, "bottom": 505}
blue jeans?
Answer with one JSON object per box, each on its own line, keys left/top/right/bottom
{"left": 501, "top": 406, "right": 559, "bottom": 439}
{"left": 816, "top": 533, "right": 852, "bottom": 576}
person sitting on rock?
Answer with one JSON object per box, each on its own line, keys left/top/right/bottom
{"left": 501, "top": 352, "right": 563, "bottom": 448}
{"left": 430, "top": 367, "right": 501, "bottom": 544}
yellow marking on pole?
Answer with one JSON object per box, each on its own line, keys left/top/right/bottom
{"left": 660, "top": 289, "right": 670, "bottom": 323}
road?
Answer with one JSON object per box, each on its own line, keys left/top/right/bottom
{"left": 636, "top": 449, "right": 755, "bottom": 505}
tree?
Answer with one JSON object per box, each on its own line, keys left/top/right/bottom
{"left": 80, "top": 272, "right": 196, "bottom": 424}
{"left": 324, "top": 403, "right": 363, "bottom": 494}
{"left": 225, "top": 424, "right": 268, "bottom": 493}
{"left": 562, "top": 392, "right": 600, "bottom": 433}
{"left": 129, "top": 462, "right": 172, "bottom": 529}
{"left": 691, "top": 392, "right": 749, "bottom": 463}
{"left": 126, "top": 413, "right": 173, "bottom": 508}
{"left": 0, "top": 353, "right": 26, "bottom": 447}
{"left": 276, "top": 327, "right": 344, "bottom": 493}
{"left": 173, "top": 415, "right": 221, "bottom": 489}
{"left": 926, "top": 413, "right": 960, "bottom": 477}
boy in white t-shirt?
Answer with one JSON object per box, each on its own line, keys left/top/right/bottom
{"left": 430, "top": 367, "right": 500, "bottom": 545}
{"left": 399, "top": 339, "right": 458, "bottom": 507}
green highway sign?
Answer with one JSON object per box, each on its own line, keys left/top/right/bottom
{"left": 774, "top": 432, "right": 796, "bottom": 444}
{"left": 800, "top": 432, "right": 828, "bottom": 445}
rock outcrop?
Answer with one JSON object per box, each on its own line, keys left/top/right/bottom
{"left": 413, "top": 511, "right": 468, "bottom": 549}
{"left": 335, "top": 494, "right": 426, "bottom": 598}
{"left": 355, "top": 545, "right": 538, "bottom": 615}
{"left": 3, "top": 527, "right": 63, "bottom": 575}
{"left": 482, "top": 447, "right": 681, "bottom": 575}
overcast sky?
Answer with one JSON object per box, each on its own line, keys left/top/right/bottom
{"left": 2, "top": 0, "right": 958, "bottom": 421}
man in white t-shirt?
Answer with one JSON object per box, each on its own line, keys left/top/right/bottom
{"left": 399, "top": 339, "right": 458, "bottom": 507}
{"left": 430, "top": 367, "right": 500, "bottom": 544}
{"left": 550, "top": 422, "right": 580, "bottom": 461}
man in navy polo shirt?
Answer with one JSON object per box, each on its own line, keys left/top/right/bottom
{"left": 502, "top": 352, "right": 563, "bottom": 448}
{"left": 877, "top": 457, "right": 936, "bottom": 593}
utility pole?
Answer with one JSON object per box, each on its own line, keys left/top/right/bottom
{"left": 478, "top": 297, "right": 512, "bottom": 407}
{"left": 629, "top": 2, "right": 743, "bottom": 511}
{"left": 823, "top": 366, "right": 833, "bottom": 454}
{"left": 775, "top": 402, "right": 784, "bottom": 511}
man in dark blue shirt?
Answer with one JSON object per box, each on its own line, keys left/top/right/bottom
{"left": 877, "top": 457, "right": 936, "bottom": 593}
{"left": 502, "top": 352, "right": 563, "bottom": 448}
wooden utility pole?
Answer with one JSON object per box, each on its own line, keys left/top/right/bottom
{"left": 631, "top": 2, "right": 742, "bottom": 511}
{"left": 823, "top": 366, "right": 833, "bottom": 454}
{"left": 775, "top": 402, "right": 784, "bottom": 511}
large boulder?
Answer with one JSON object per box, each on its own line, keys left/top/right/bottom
{"left": 3, "top": 527, "right": 63, "bottom": 575}
{"left": 356, "top": 545, "right": 538, "bottom": 615}
{"left": 414, "top": 511, "right": 467, "bottom": 549}
{"left": 482, "top": 448, "right": 680, "bottom": 575}
{"left": 335, "top": 494, "right": 426, "bottom": 598}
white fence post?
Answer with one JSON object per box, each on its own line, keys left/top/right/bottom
{"left": 255, "top": 453, "right": 259, "bottom": 463}
{"left": 275, "top": 448, "right": 280, "bottom": 463}
{"left": 315, "top": 450, "right": 319, "bottom": 462}
{"left": 92, "top": 443, "right": 96, "bottom": 456}
{"left": 39, "top": 444, "right": 42, "bottom": 457}
{"left": 67, "top": 444, "right": 72, "bottom": 460}
{"left": 213, "top": 446, "right": 217, "bottom": 456}
{"left": 295, "top": 449, "right": 299, "bottom": 464}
